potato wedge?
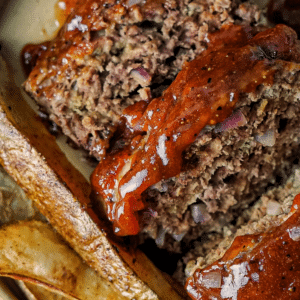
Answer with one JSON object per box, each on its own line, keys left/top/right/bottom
{"left": 18, "top": 280, "right": 68, "bottom": 300}
{"left": 0, "top": 56, "right": 188, "bottom": 299}
{"left": 0, "top": 220, "right": 127, "bottom": 300}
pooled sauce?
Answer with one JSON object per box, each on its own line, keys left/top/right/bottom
{"left": 268, "top": 0, "right": 300, "bottom": 35}
{"left": 91, "top": 24, "right": 300, "bottom": 236}
{"left": 185, "top": 194, "right": 300, "bottom": 300}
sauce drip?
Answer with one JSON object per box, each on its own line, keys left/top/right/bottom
{"left": 91, "top": 24, "right": 300, "bottom": 236}
{"left": 185, "top": 194, "right": 300, "bottom": 300}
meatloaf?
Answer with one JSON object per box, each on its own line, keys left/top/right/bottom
{"left": 23, "top": 0, "right": 260, "bottom": 159}
{"left": 23, "top": 0, "right": 300, "bottom": 287}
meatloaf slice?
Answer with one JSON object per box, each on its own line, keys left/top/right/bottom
{"left": 135, "top": 47, "right": 300, "bottom": 282}
{"left": 184, "top": 166, "right": 300, "bottom": 280}
{"left": 134, "top": 53, "right": 300, "bottom": 283}
{"left": 23, "top": 0, "right": 260, "bottom": 159}
{"left": 141, "top": 60, "right": 300, "bottom": 245}
{"left": 185, "top": 192, "right": 300, "bottom": 299}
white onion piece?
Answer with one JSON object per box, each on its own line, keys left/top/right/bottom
{"left": 155, "top": 227, "right": 167, "bottom": 247}
{"left": 191, "top": 204, "right": 211, "bottom": 224}
{"left": 128, "top": 0, "right": 143, "bottom": 7}
{"left": 251, "top": 272, "right": 260, "bottom": 282}
{"left": 172, "top": 231, "right": 187, "bottom": 242}
{"left": 287, "top": 226, "right": 300, "bottom": 241}
{"left": 131, "top": 67, "right": 152, "bottom": 86}
{"left": 202, "top": 271, "right": 222, "bottom": 288}
{"left": 255, "top": 129, "right": 275, "bottom": 147}
{"left": 266, "top": 200, "right": 282, "bottom": 216}
{"left": 214, "top": 110, "right": 247, "bottom": 133}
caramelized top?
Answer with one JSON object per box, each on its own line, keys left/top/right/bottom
{"left": 185, "top": 194, "right": 300, "bottom": 300}
{"left": 91, "top": 24, "right": 300, "bottom": 236}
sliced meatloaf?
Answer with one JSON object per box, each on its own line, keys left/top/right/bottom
{"left": 23, "top": 0, "right": 261, "bottom": 159}
{"left": 137, "top": 56, "right": 300, "bottom": 282}
{"left": 140, "top": 58, "right": 300, "bottom": 246}
{"left": 184, "top": 166, "right": 300, "bottom": 280}
{"left": 185, "top": 191, "right": 300, "bottom": 299}
{"left": 23, "top": 0, "right": 300, "bottom": 287}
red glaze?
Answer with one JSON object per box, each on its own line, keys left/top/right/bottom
{"left": 91, "top": 24, "right": 300, "bottom": 236}
{"left": 185, "top": 194, "right": 300, "bottom": 300}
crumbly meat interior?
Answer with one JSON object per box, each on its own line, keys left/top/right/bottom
{"left": 139, "top": 64, "right": 300, "bottom": 282}
{"left": 24, "top": 0, "right": 260, "bottom": 159}
{"left": 183, "top": 165, "right": 300, "bottom": 280}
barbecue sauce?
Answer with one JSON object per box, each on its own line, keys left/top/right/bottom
{"left": 91, "top": 24, "right": 300, "bottom": 236}
{"left": 185, "top": 194, "right": 300, "bottom": 300}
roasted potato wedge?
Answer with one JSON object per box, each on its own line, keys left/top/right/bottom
{"left": 0, "top": 220, "right": 127, "bottom": 300}
{"left": 18, "top": 281, "right": 69, "bottom": 300}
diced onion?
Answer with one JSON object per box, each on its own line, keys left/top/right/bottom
{"left": 172, "top": 231, "right": 187, "bottom": 242}
{"left": 131, "top": 67, "right": 152, "bottom": 86}
{"left": 255, "top": 129, "right": 275, "bottom": 147}
{"left": 201, "top": 271, "right": 222, "bottom": 288}
{"left": 155, "top": 227, "right": 167, "bottom": 247}
{"left": 287, "top": 226, "right": 300, "bottom": 241}
{"left": 266, "top": 200, "right": 282, "bottom": 216}
{"left": 214, "top": 110, "right": 247, "bottom": 133}
{"left": 191, "top": 204, "right": 210, "bottom": 224}
{"left": 128, "top": 0, "right": 143, "bottom": 7}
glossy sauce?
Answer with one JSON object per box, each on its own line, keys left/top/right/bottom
{"left": 54, "top": 0, "right": 78, "bottom": 28}
{"left": 185, "top": 194, "right": 300, "bottom": 300}
{"left": 91, "top": 24, "right": 300, "bottom": 236}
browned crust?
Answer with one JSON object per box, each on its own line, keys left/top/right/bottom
{"left": 0, "top": 56, "right": 189, "bottom": 299}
